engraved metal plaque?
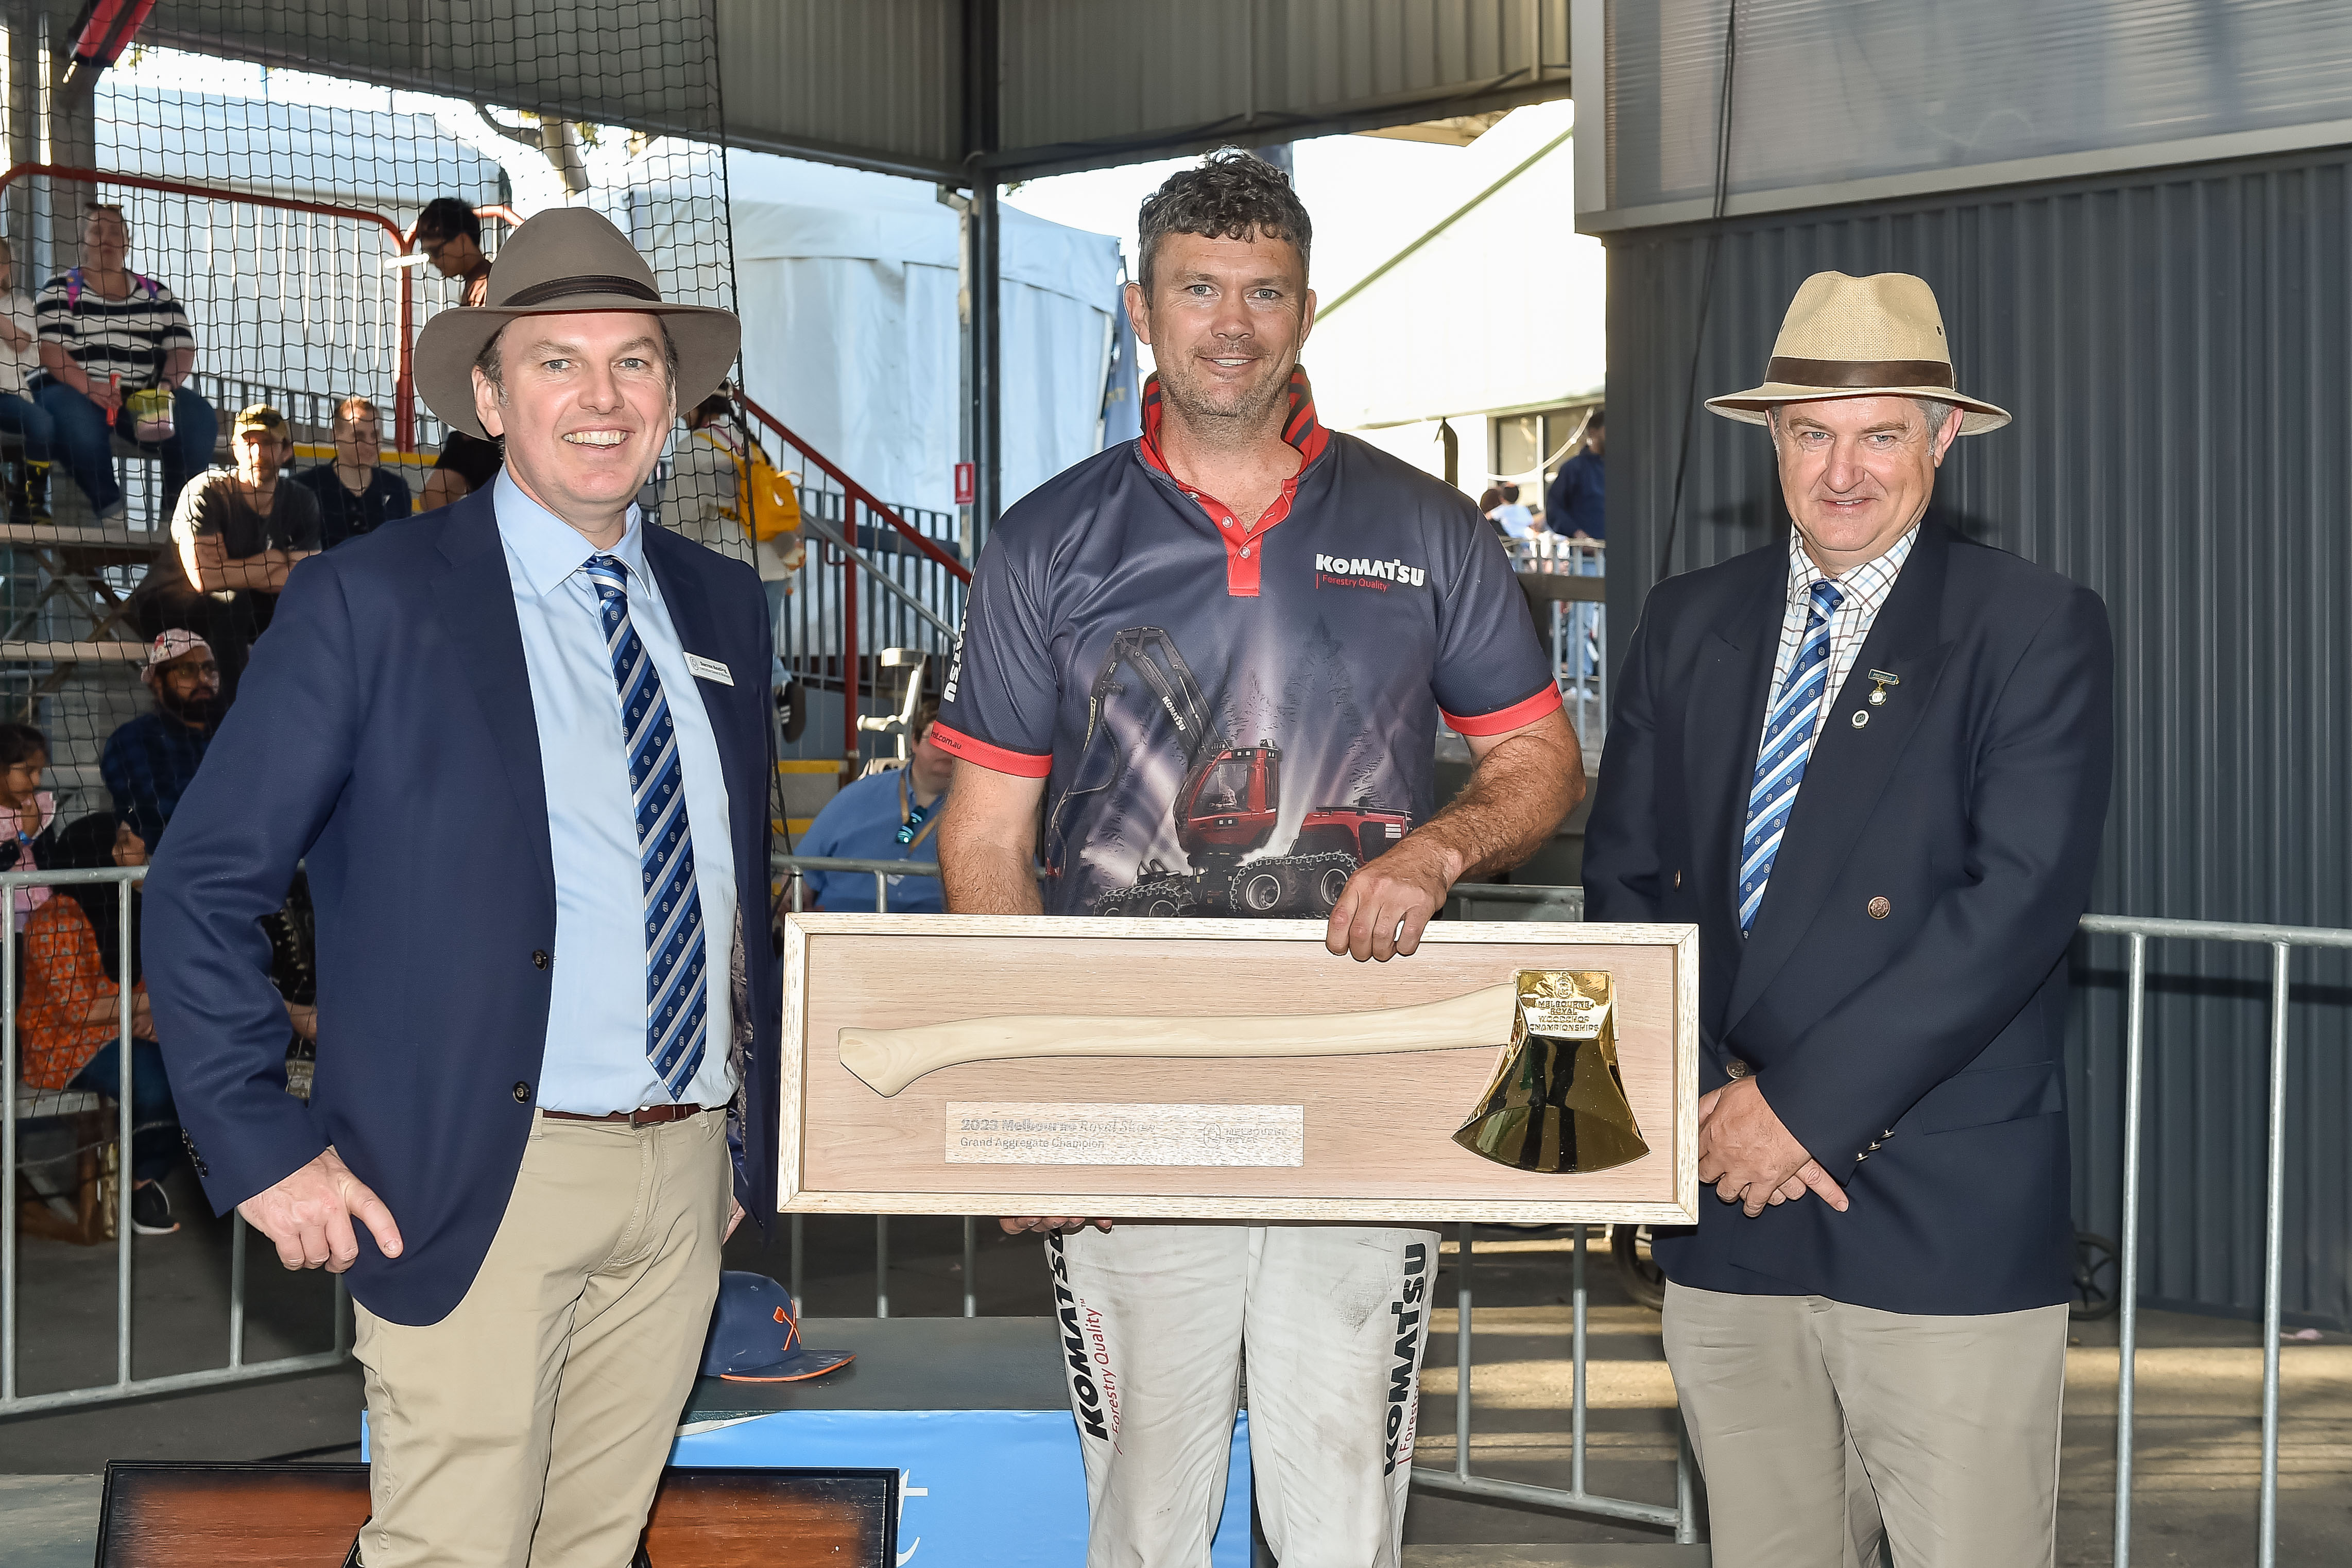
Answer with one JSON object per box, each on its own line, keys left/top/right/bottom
{"left": 945, "top": 1101, "right": 1306, "bottom": 1167}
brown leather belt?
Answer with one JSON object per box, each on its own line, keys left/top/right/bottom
{"left": 542, "top": 1104, "right": 714, "bottom": 1127}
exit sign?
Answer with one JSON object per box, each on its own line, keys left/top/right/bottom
{"left": 954, "top": 462, "right": 975, "bottom": 506}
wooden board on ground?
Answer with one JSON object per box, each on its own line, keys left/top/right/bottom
{"left": 782, "top": 915, "right": 1698, "bottom": 1224}
{"left": 93, "top": 1462, "right": 898, "bottom": 1566}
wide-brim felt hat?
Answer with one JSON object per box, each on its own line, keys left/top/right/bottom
{"left": 414, "top": 206, "right": 740, "bottom": 441}
{"left": 1706, "top": 270, "right": 2009, "bottom": 436}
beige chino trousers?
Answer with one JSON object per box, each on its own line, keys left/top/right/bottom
{"left": 1662, "top": 1282, "right": 2068, "bottom": 1568}
{"left": 354, "top": 1108, "right": 730, "bottom": 1568}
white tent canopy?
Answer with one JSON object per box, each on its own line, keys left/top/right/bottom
{"left": 727, "top": 151, "right": 1124, "bottom": 518}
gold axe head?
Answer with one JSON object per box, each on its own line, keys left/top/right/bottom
{"left": 1452, "top": 970, "right": 1649, "bottom": 1174}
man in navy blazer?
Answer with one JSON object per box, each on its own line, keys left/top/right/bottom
{"left": 145, "top": 211, "right": 777, "bottom": 1567}
{"left": 1584, "top": 272, "right": 2111, "bottom": 1566}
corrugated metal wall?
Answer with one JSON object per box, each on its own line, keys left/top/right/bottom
{"left": 997, "top": 0, "right": 1568, "bottom": 167}
{"left": 1604, "top": 146, "right": 2352, "bottom": 1325}
{"left": 716, "top": 0, "right": 962, "bottom": 175}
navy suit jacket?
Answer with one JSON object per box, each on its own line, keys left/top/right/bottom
{"left": 1583, "top": 520, "right": 2112, "bottom": 1315}
{"left": 145, "top": 488, "right": 782, "bottom": 1326}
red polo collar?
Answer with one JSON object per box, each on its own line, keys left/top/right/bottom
{"left": 1138, "top": 367, "right": 1330, "bottom": 597}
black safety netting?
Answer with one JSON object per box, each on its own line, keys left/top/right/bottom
{"left": 0, "top": 0, "right": 769, "bottom": 863}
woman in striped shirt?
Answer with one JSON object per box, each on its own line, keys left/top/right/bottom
{"left": 32, "top": 202, "right": 218, "bottom": 525}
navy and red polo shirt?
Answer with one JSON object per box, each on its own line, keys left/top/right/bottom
{"left": 935, "top": 370, "right": 1560, "bottom": 919}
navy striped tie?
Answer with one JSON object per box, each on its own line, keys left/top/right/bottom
{"left": 1738, "top": 579, "right": 1844, "bottom": 935}
{"left": 583, "top": 555, "right": 707, "bottom": 1098}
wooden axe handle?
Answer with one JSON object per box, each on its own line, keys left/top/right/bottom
{"left": 837, "top": 983, "right": 1518, "bottom": 1096}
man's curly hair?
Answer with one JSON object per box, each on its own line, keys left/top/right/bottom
{"left": 1136, "top": 148, "right": 1312, "bottom": 292}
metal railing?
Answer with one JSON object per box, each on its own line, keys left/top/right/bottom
{"left": 1506, "top": 536, "right": 1606, "bottom": 752}
{"left": 777, "top": 852, "right": 941, "bottom": 917}
{"left": 736, "top": 394, "right": 972, "bottom": 763}
{"left": 1414, "top": 1223, "right": 1694, "bottom": 1537}
{"left": 1, "top": 864, "right": 348, "bottom": 1418}
{"left": 2080, "top": 913, "right": 2352, "bottom": 1568}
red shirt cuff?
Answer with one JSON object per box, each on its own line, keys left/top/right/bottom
{"left": 931, "top": 721, "right": 1053, "bottom": 778}
{"left": 1441, "top": 684, "right": 1564, "bottom": 737}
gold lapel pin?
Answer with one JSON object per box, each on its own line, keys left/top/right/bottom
{"left": 1865, "top": 669, "right": 1901, "bottom": 707}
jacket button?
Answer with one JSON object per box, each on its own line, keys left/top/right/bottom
{"left": 532, "top": 949, "right": 551, "bottom": 970}
{"left": 1673, "top": 869, "right": 1684, "bottom": 889}
{"left": 512, "top": 1081, "right": 531, "bottom": 1103}
{"left": 1725, "top": 1058, "right": 1750, "bottom": 1080}
{"left": 1867, "top": 897, "right": 1891, "bottom": 920}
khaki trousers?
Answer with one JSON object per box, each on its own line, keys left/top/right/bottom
{"left": 354, "top": 1109, "right": 730, "bottom": 1568}
{"left": 1662, "top": 1282, "right": 2067, "bottom": 1568}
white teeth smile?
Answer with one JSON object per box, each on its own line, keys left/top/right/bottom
{"left": 563, "top": 431, "right": 627, "bottom": 447}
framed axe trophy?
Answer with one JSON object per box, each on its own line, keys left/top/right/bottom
{"left": 781, "top": 915, "right": 1700, "bottom": 1225}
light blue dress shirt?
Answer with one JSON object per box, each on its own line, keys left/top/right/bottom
{"left": 493, "top": 473, "right": 738, "bottom": 1113}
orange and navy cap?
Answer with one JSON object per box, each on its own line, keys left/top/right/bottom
{"left": 698, "top": 1271, "right": 855, "bottom": 1383}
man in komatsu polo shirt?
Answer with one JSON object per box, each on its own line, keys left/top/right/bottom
{"left": 935, "top": 150, "right": 1584, "bottom": 1568}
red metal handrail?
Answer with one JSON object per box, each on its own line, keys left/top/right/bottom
{"left": 0, "top": 163, "right": 423, "bottom": 449}
{"left": 734, "top": 390, "right": 971, "bottom": 583}
{"left": 733, "top": 390, "right": 969, "bottom": 754}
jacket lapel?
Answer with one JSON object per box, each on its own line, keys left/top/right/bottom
{"left": 1688, "top": 550, "right": 1786, "bottom": 933}
{"left": 1724, "top": 522, "right": 1956, "bottom": 1033}
{"left": 429, "top": 491, "right": 556, "bottom": 905}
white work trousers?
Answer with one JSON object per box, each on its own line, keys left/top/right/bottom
{"left": 1050, "top": 1221, "right": 1441, "bottom": 1568}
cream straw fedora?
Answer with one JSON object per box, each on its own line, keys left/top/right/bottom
{"left": 414, "top": 207, "right": 740, "bottom": 441}
{"left": 1705, "top": 270, "right": 2009, "bottom": 435}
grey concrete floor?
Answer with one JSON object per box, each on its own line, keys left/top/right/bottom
{"left": 2, "top": 1182, "right": 2345, "bottom": 1564}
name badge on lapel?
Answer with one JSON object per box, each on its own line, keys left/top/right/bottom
{"left": 683, "top": 652, "right": 734, "bottom": 686}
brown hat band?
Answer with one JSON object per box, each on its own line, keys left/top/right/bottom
{"left": 501, "top": 273, "right": 662, "bottom": 308}
{"left": 1765, "top": 355, "right": 1956, "bottom": 391}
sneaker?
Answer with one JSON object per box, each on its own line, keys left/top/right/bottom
{"left": 130, "top": 1180, "right": 179, "bottom": 1235}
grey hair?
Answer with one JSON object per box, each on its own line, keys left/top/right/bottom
{"left": 473, "top": 318, "right": 681, "bottom": 400}
{"left": 1766, "top": 398, "right": 1959, "bottom": 438}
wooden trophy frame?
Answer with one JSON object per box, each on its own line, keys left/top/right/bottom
{"left": 781, "top": 915, "right": 1699, "bottom": 1225}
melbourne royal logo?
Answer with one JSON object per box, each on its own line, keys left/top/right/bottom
{"left": 1315, "top": 553, "right": 1427, "bottom": 592}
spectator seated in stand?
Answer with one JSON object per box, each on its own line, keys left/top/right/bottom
{"left": 32, "top": 202, "right": 218, "bottom": 525}
{"left": 661, "top": 391, "right": 755, "bottom": 558}
{"left": 0, "top": 235, "right": 57, "bottom": 523}
{"left": 102, "top": 631, "right": 218, "bottom": 849}
{"left": 295, "top": 394, "right": 413, "bottom": 549}
{"left": 1488, "top": 481, "right": 1538, "bottom": 540}
{"left": 0, "top": 720, "right": 56, "bottom": 929}
{"left": 795, "top": 699, "right": 951, "bottom": 913}
{"left": 18, "top": 811, "right": 181, "bottom": 1234}
{"left": 146, "top": 404, "right": 320, "bottom": 709}
{"left": 412, "top": 197, "right": 502, "bottom": 512}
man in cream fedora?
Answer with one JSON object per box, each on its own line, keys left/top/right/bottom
{"left": 146, "top": 209, "right": 780, "bottom": 1565}
{"left": 1583, "top": 271, "right": 2113, "bottom": 1565}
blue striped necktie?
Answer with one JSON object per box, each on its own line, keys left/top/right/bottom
{"left": 1738, "top": 579, "right": 1844, "bottom": 935}
{"left": 583, "top": 554, "right": 707, "bottom": 1098}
